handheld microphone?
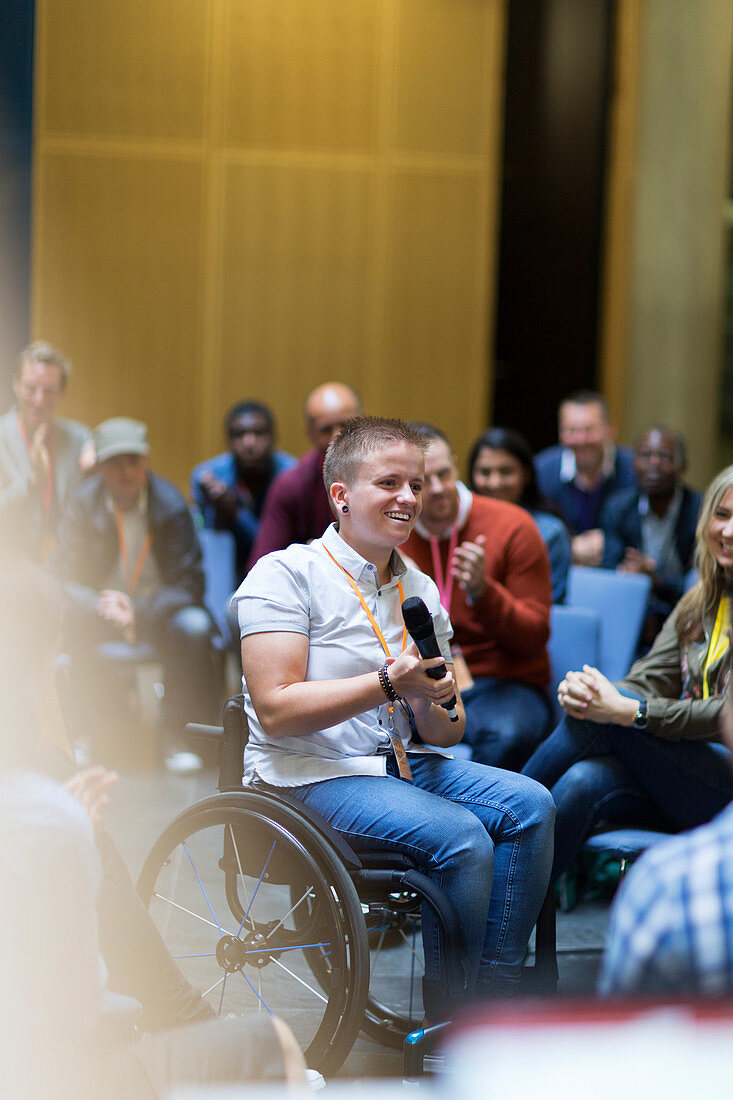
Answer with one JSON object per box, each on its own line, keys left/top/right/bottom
{"left": 401, "top": 596, "right": 459, "bottom": 722}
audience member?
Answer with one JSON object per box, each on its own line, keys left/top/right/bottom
{"left": 0, "top": 341, "right": 90, "bottom": 560}
{"left": 247, "top": 381, "right": 361, "bottom": 566}
{"left": 403, "top": 424, "right": 552, "bottom": 771}
{"left": 234, "top": 416, "right": 554, "bottom": 1018}
{"left": 599, "top": 644, "right": 733, "bottom": 997}
{"left": 54, "top": 417, "right": 222, "bottom": 772}
{"left": 535, "top": 390, "right": 635, "bottom": 566}
{"left": 601, "top": 426, "right": 701, "bottom": 643}
{"left": 191, "top": 400, "right": 295, "bottom": 582}
{"left": 469, "top": 426, "right": 571, "bottom": 602}
{"left": 522, "top": 465, "right": 733, "bottom": 881}
{"left": 0, "top": 771, "right": 305, "bottom": 1099}
{"left": 0, "top": 551, "right": 305, "bottom": 1098}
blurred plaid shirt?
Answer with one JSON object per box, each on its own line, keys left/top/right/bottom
{"left": 599, "top": 802, "right": 733, "bottom": 996}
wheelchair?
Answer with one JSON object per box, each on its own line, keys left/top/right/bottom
{"left": 137, "top": 695, "right": 556, "bottom": 1075}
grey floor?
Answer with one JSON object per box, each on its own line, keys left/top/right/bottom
{"left": 105, "top": 762, "right": 610, "bottom": 1080}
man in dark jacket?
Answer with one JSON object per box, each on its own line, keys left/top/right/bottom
{"left": 600, "top": 425, "right": 701, "bottom": 643}
{"left": 55, "top": 417, "right": 222, "bottom": 770}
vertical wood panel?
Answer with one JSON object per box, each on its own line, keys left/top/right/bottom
{"left": 40, "top": 0, "right": 210, "bottom": 140}
{"left": 220, "top": 0, "right": 381, "bottom": 150}
{"left": 217, "top": 161, "right": 372, "bottom": 457}
{"left": 32, "top": 152, "right": 205, "bottom": 481}
{"left": 32, "top": 0, "right": 506, "bottom": 489}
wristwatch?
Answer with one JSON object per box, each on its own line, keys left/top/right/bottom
{"left": 633, "top": 699, "right": 648, "bottom": 729}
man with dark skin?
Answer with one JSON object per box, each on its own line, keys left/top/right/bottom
{"left": 601, "top": 425, "right": 701, "bottom": 639}
{"left": 247, "top": 382, "right": 362, "bottom": 566}
{"left": 191, "top": 402, "right": 295, "bottom": 580}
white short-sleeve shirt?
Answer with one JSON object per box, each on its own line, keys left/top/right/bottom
{"left": 231, "top": 523, "right": 454, "bottom": 786}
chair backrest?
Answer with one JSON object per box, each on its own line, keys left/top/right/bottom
{"left": 197, "top": 526, "right": 236, "bottom": 640}
{"left": 547, "top": 605, "right": 602, "bottom": 722}
{"left": 566, "top": 566, "right": 652, "bottom": 682}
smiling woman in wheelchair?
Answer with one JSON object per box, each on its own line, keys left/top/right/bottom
{"left": 232, "top": 416, "right": 554, "bottom": 1021}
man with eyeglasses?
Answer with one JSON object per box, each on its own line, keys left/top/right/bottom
{"left": 535, "top": 390, "right": 635, "bottom": 566}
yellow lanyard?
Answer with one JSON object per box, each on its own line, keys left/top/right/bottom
{"left": 703, "top": 595, "right": 730, "bottom": 699}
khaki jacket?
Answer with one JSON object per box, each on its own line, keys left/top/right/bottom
{"left": 617, "top": 602, "right": 729, "bottom": 742}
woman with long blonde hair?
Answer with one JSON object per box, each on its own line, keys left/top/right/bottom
{"left": 522, "top": 464, "right": 733, "bottom": 879}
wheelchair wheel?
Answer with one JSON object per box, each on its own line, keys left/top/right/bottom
{"left": 361, "top": 891, "right": 424, "bottom": 1047}
{"left": 301, "top": 880, "right": 425, "bottom": 1050}
{"left": 137, "top": 793, "right": 370, "bottom": 1076}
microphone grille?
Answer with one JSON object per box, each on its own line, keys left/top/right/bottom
{"left": 401, "top": 596, "right": 432, "bottom": 633}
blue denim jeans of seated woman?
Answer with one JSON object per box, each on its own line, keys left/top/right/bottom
{"left": 462, "top": 677, "right": 552, "bottom": 772}
{"left": 272, "top": 753, "right": 554, "bottom": 1018}
{"left": 521, "top": 710, "right": 733, "bottom": 879}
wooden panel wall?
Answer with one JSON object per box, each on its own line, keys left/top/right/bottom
{"left": 32, "top": 0, "right": 505, "bottom": 488}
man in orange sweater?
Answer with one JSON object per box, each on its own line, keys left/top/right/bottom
{"left": 403, "top": 424, "right": 552, "bottom": 771}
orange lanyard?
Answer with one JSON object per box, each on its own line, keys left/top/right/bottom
{"left": 323, "top": 546, "right": 407, "bottom": 657}
{"left": 114, "top": 509, "right": 153, "bottom": 595}
{"left": 17, "top": 413, "right": 55, "bottom": 514}
{"left": 324, "top": 545, "right": 414, "bottom": 780}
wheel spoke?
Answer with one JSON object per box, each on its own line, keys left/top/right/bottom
{"left": 152, "top": 891, "right": 235, "bottom": 936}
{"left": 202, "top": 974, "right": 226, "bottom": 998}
{"left": 270, "top": 956, "right": 328, "bottom": 1004}
{"left": 264, "top": 886, "right": 316, "bottom": 942}
{"left": 227, "top": 823, "right": 251, "bottom": 911}
{"left": 237, "top": 840, "right": 277, "bottom": 937}
{"left": 370, "top": 926, "right": 388, "bottom": 976}
{"left": 183, "top": 840, "right": 225, "bottom": 935}
{"left": 238, "top": 967, "right": 274, "bottom": 1016}
{"left": 397, "top": 926, "right": 424, "bottom": 970}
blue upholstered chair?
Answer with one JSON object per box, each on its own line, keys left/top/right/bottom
{"left": 566, "top": 566, "right": 652, "bottom": 682}
{"left": 197, "top": 526, "right": 236, "bottom": 646}
{"left": 547, "top": 604, "right": 602, "bottom": 723}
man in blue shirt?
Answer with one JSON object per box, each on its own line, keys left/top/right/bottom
{"left": 191, "top": 401, "right": 295, "bottom": 581}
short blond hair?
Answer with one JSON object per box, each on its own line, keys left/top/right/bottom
{"left": 322, "top": 416, "right": 427, "bottom": 496}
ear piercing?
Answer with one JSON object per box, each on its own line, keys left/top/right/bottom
{"left": 341, "top": 505, "right": 349, "bottom": 514}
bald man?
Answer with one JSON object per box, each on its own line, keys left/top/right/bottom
{"left": 247, "top": 383, "right": 361, "bottom": 566}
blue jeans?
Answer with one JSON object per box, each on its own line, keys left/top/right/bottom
{"left": 280, "top": 753, "right": 554, "bottom": 1016}
{"left": 462, "top": 677, "right": 552, "bottom": 771}
{"left": 522, "top": 713, "right": 733, "bottom": 878}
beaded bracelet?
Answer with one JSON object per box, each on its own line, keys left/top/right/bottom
{"left": 378, "top": 663, "right": 399, "bottom": 703}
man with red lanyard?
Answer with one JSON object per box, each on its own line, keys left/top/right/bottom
{"left": 0, "top": 341, "right": 90, "bottom": 560}
{"left": 55, "top": 418, "right": 223, "bottom": 772}
{"left": 403, "top": 424, "right": 552, "bottom": 772}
